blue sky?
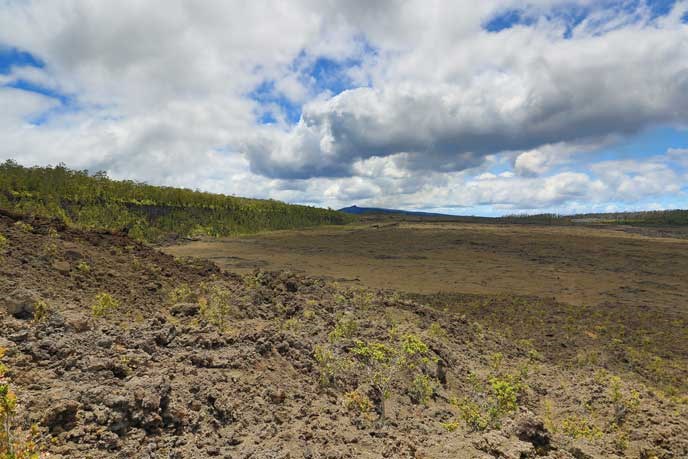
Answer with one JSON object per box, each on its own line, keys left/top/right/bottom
{"left": 0, "top": 1, "right": 687, "bottom": 215}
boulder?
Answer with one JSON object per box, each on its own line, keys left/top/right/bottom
{"left": 170, "top": 302, "right": 200, "bottom": 317}
{"left": 2, "top": 288, "right": 39, "bottom": 319}
{"left": 43, "top": 399, "right": 80, "bottom": 433}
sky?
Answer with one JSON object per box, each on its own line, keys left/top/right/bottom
{"left": 1, "top": 0, "right": 687, "bottom": 216}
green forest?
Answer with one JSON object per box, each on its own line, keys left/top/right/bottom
{"left": 0, "top": 160, "right": 354, "bottom": 242}
{"left": 500, "top": 210, "right": 688, "bottom": 226}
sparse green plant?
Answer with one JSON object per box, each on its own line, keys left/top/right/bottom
{"left": 314, "top": 345, "right": 339, "bottom": 387}
{"left": 92, "top": 292, "right": 119, "bottom": 317}
{"left": 428, "top": 322, "right": 448, "bottom": 341}
{"left": 13, "top": 221, "right": 32, "bottom": 232}
{"left": 0, "top": 347, "right": 44, "bottom": 458}
{"left": 489, "top": 352, "right": 504, "bottom": 372}
{"left": 333, "top": 293, "right": 347, "bottom": 306}
{"left": 561, "top": 415, "right": 603, "bottom": 440}
{"left": 488, "top": 376, "right": 519, "bottom": 418}
{"left": 167, "top": 283, "right": 195, "bottom": 304}
{"left": 472, "top": 321, "right": 485, "bottom": 340}
{"left": 328, "top": 315, "right": 358, "bottom": 342}
{"left": 302, "top": 309, "right": 315, "bottom": 320}
{"left": 440, "top": 420, "right": 461, "bottom": 432}
{"left": 542, "top": 399, "right": 558, "bottom": 434}
{"left": 76, "top": 261, "right": 91, "bottom": 273}
{"left": 0, "top": 234, "right": 7, "bottom": 255}
{"left": 343, "top": 390, "right": 374, "bottom": 419}
{"left": 199, "top": 284, "right": 234, "bottom": 330}
{"left": 611, "top": 424, "right": 629, "bottom": 452}
{"left": 350, "top": 334, "right": 435, "bottom": 420}
{"left": 454, "top": 397, "right": 490, "bottom": 431}
{"left": 409, "top": 373, "right": 435, "bottom": 405}
{"left": 43, "top": 242, "right": 58, "bottom": 257}
{"left": 281, "top": 317, "right": 301, "bottom": 332}
{"left": 32, "top": 300, "right": 49, "bottom": 324}
{"left": 352, "top": 289, "right": 375, "bottom": 310}
{"left": 608, "top": 375, "right": 641, "bottom": 424}
{"left": 452, "top": 369, "right": 523, "bottom": 431}
{"left": 242, "top": 271, "right": 265, "bottom": 290}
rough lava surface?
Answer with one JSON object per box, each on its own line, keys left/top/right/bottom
{"left": 0, "top": 209, "right": 686, "bottom": 458}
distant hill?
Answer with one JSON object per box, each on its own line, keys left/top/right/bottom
{"left": 339, "top": 205, "right": 454, "bottom": 217}
{"left": 0, "top": 160, "right": 354, "bottom": 242}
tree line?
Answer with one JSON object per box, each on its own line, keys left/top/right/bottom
{"left": 0, "top": 160, "right": 354, "bottom": 241}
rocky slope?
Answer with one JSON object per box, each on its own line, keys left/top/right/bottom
{"left": 0, "top": 209, "right": 686, "bottom": 458}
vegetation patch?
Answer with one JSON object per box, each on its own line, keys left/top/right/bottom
{"left": 0, "top": 161, "right": 354, "bottom": 242}
{"left": 92, "top": 292, "right": 120, "bottom": 318}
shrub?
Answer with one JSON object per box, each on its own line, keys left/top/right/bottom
{"left": 314, "top": 345, "right": 339, "bottom": 387}
{"left": 0, "top": 234, "right": 7, "bottom": 254}
{"left": 449, "top": 371, "right": 524, "bottom": 431}
{"left": 441, "top": 420, "right": 461, "bottom": 432}
{"left": 328, "top": 315, "right": 358, "bottom": 342}
{"left": 409, "top": 374, "right": 435, "bottom": 405}
{"left": 608, "top": 375, "right": 641, "bottom": 424}
{"left": 488, "top": 376, "right": 519, "bottom": 418}
{"left": 0, "top": 348, "right": 44, "bottom": 458}
{"left": 76, "top": 261, "right": 91, "bottom": 273}
{"left": 343, "top": 390, "right": 374, "bottom": 416}
{"left": 167, "top": 283, "right": 195, "bottom": 304}
{"left": 32, "top": 300, "right": 49, "bottom": 324}
{"left": 199, "top": 285, "right": 234, "bottom": 330}
{"left": 350, "top": 334, "right": 436, "bottom": 420}
{"left": 92, "top": 292, "right": 119, "bottom": 317}
{"left": 489, "top": 352, "right": 504, "bottom": 372}
{"left": 428, "top": 322, "right": 448, "bottom": 341}
{"left": 281, "top": 318, "right": 301, "bottom": 332}
{"left": 13, "top": 221, "right": 32, "bottom": 232}
{"left": 561, "top": 416, "right": 603, "bottom": 440}
{"left": 454, "top": 397, "right": 490, "bottom": 431}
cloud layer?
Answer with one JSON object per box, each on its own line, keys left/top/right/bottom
{"left": 0, "top": 0, "right": 687, "bottom": 213}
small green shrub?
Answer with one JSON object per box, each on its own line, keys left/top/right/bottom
{"left": 92, "top": 292, "right": 119, "bottom": 317}
{"left": 489, "top": 376, "right": 519, "bottom": 418}
{"left": 314, "top": 345, "right": 339, "bottom": 387}
{"left": 343, "top": 390, "right": 374, "bottom": 417}
{"left": 199, "top": 284, "right": 234, "bottom": 330}
{"left": 440, "top": 420, "right": 461, "bottom": 432}
{"left": 489, "top": 352, "right": 504, "bottom": 372}
{"left": 0, "top": 347, "right": 44, "bottom": 458}
{"left": 328, "top": 315, "right": 358, "bottom": 342}
{"left": 167, "top": 283, "right": 195, "bottom": 304}
{"left": 32, "top": 300, "right": 49, "bottom": 323}
{"left": 428, "top": 322, "right": 448, "bottom": 341}
{"left": 281, "top": 317, "right": 301, "bottom": 332}
{"left": 607, "top": 375, "right": 641, "bottom": 424}
{"left": 76, "top": 261, "right": 91, "bottom": 273}
{"left": 409, "top": 373, "right": 435, "bottom": 405}
{"left": 561, "top": 415, "right": 603, "bottom": 440}
{"left": 0, "top": 234, "right": 7, "bottom": 254}
{"left": 13, "top": 221, "right": 33, "bottom": 232}
{"left": 454, "top": 397, "right": 490, "bottom": 431}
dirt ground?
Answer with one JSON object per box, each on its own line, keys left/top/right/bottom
{"left": 163, "top": 222, "right": 688, "bottom": 310}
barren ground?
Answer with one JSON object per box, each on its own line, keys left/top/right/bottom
{"left": 164, "top": 222, "right": 688, "bottom": 309}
